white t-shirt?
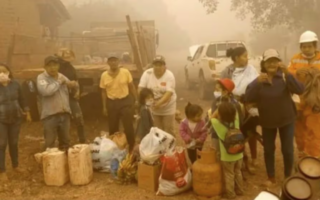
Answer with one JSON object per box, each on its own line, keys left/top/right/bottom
{"left": 139, "top": 68, "right": 177, "bottom": 115}
{"left": 188, "top": 121, "right": 197, "bottom": 132}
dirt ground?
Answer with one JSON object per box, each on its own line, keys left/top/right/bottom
{"left": 0, "top": 67, "right": 293, "bottom": 200}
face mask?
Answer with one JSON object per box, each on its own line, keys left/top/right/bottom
{"left": 0, "top": 72, "right": 10, "bottom": 83}
{"left": 213, "top": 91, "right": 221, "bottom": 98}
{"left": 146, "top": 100, "right": 154, "bottom": 106}
{"left": 248, "top": 108, "right": 259, "bottom": 117}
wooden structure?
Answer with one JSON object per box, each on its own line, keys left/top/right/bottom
{"left": 13, "top": 15, "right": 158, "bottom": 95}
{"left": 0, "top": 0, "right": 70, "bottom": 68}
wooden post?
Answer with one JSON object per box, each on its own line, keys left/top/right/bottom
{"left": 126, "top": 15, "right": 143, "bottom": 73}
{"left": 6, "top": 34, "right": 16, "bottom": 66}
{"left": 140, "top": 26, "right": 153, "bottom": 63}
{"left": 136, "top": 22, "right": 149, "bottom": 68}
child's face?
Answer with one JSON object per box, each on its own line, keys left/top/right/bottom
{"left": 214, "top": 83, "right": 228, "bottom": 97}
{"left": 190, "top": 113, "right": 202, "bottom": 122}
{"left": 145, "top": 95, "right": 154, "bottom": 106}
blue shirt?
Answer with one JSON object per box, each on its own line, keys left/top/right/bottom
{"left": 245, "top": 70, "right": 304, "bottom": 128}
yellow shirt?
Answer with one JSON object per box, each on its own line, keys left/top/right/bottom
{"left": 99, "top": 68, "right": 133, "bottom": 99}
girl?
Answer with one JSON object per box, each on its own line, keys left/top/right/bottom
{"left": 136, "top": 88, "right": 154, "bottom": 143}
{"left": 211, "top": 102, "right": 244, "bottom": 199}
{"left": 0, "top": 63, "right": 31, "bottom": 181}
{"left": 220, "top": 47, "right": 259, "bottom": 172}
{"left": 179, "top": 103, "right": 207, "bottom": 164}
{"left": 245, "top": 49, "right": 304, "bottom": 186}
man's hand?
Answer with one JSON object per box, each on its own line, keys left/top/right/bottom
{"left": 257, "top": 73, "right": 269, "bottom": 83}
{"left": 66, "top": 81, "right": 77, "bottom": 88}
{"left": 103, "top": 108, "right": 108, "bottom": 117}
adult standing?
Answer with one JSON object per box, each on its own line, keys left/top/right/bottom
{"left": 287, "top": 31, "right": 320, "bottom": 158}
{"left": 56, "top": 48, "right": 86, "bottom": 144}
{"left": 245, "top": 49, "right": 304, "bottom": 186}
{"left": 138, "top": 56, "right": 177, "bottom": 135}
{"left": 100, "top": 54, "right": 138, "bottom": 152}
{"left": 219, "top": 47, "right": 259, "bottom": 171}
{"left": 37, "top": 56, "right": 78, "bottom": 150}
{"left": 0, "top": 63, "right": 31, "bottom": 181}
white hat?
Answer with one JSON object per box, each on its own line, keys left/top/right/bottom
{"left": 262, "top": 49, "right": 281, "bottom": 61}
{"left": 299, "top": 31, "right": 318, "bottom": 43}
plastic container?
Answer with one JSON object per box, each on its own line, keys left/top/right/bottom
{"left": 280, "top": 176, "right": 312, "bottom": 200}
{"left": 68, "top": 144, "right": 93, "bottom": 185}
{"left": 42, "top": 148, "right": 69, "bottom": 186}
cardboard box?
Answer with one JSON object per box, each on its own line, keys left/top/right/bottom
{"left": 138, "top": 162, "right": 162, "bottom": 192}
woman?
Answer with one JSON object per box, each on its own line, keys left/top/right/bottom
{"left": 138, "top": 55, "right": 177, "bottom": 135}
{"left": 245, "top": 49, "right": 304, "bottom": 186}
{"left": 0, "top": 63, "right": 31, "bottom": 181}
{"left": 219, "top": 47, "right": 259, "bottom": 172}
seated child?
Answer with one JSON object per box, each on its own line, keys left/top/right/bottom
{"left": 211, "top": 102, "right": 244, "bottom": 199}
{"left": 135, "top": 88, "right": 154, "bottom": 143}
{"left": 179, "top": 102, "right": 208, "bottom": 164}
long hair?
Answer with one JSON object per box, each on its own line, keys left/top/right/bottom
{"left": 0, "top": 63, "right": 13, "bottom": 78}
{"left": 296, "top": 67, "right": 320, "bottom": 108}
{"left": 185, "top": 102, "right": 203, "bottom": 119}
{"left": 226, "top": 47, "right": 247, "bottom": 62}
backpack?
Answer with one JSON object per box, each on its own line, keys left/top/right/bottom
{"left": 220, "top": 123, "right": 245, "bottom": 155}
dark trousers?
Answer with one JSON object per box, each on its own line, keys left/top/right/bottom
{"left": 241, "top": 116, "right": 259, "bottom": 160}
{"left": 43, "top": 113, "right": 70, "bottom": 150}
{"left": 0, "top": 119, "right": 22, "bottom": 172}
{"left": 262, "top": 122, "right": 294, "bottom": 178}
{"left": 107, "top": 96, "right": 135, "bottom": 151}
{"left": 187, "top": 146, "right": 203, "bottom": 164}
{"left": 69, "top": 98, "right": 86, "bottom": 143}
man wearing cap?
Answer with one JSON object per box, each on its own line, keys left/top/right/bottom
{"left": 37, "top": 56, "right": 79, "bottom": 150}
{"left": 100, "top": 54, "right": 138, "bottom": 151}
{"left": 245, "top": 49, "right": 304, "bottom": 186}
{"left": 138, "top": 55, "right": 177, "bottom": 135}
{"left": 56, "top": 48, "right": 87, "bottom": 144}
{"left": 288, "top": 31, "right": 320, "bottom": 158}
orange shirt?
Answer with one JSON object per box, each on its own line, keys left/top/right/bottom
{"left": 288, "top": 51, "right": 320, "bottom": 75}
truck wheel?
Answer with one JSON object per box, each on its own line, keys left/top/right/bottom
{"left": 185, "top": 70, "right": 193, "bottom": 90}
{"left": 199, "top": 73, "right": 211, "bottom": 100}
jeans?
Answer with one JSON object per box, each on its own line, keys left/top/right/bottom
{"left": 0, "top": 118, "right": 22, "bottom": 172}
{"left": 43, "top": 113, "right": 70, "bottom": 150}
{"left": 262, "top": 122, "right": 294, "bottom": 178}
{"left": 69, "top": 98, "right": 86, "bottom": 143}
{"left": 107, "top": 96, "right": 135, "bottom": 151}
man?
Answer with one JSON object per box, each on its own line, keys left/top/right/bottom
{"left": 288, "top": 30, "right": 320, "bottom": 158}
{"left": 100, "top": 54, "right": 138, "bottom": 151}
{"left": 56, "top": 48, "right": 86, "bottom": 144}
{"left": 37, "top": 56, "right": 78, "bottom": 150}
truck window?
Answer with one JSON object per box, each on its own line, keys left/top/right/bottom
{"left": 227, "top": 43, "right": 245, "bottom": 49}
{"left": 206, "top": 44, "right": 217, "bottom": 58}
{"left": 192, "top": 46, "right": 204, "bottom": 61}
{"left": 216, "top": 44, "right": 227, "bottom": 57}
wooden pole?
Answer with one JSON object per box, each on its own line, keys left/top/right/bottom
{"left": 126, "top": 15, "right": 143, "bottom": 73}
{"left": 136, "top": 22, "right": 149, "bottom": 68}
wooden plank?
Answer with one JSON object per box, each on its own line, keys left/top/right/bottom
{"left": 136, "top": 22, "right": 148, "bottom": 68}
{"left": 126, "top": 15, "right": 143, "bottom": 73}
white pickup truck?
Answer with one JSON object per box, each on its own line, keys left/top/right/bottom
{"left": 184, "top": 41, "right": 261, "bottom": 100}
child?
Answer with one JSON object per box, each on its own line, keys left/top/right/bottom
{"left": 211, "top": 102, "right": 244, "bottom": 199}
{"left": 179, "top": 103, "right": 208, "bottom": 164}
{"left": 135, "top": 88, "right": 154, "bottom": 143}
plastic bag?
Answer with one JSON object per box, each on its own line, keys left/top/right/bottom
{"left": 109, "top": 132, "right": 127, "bottom": 150}
{"left": 139, "top": 127, "right": 176, "bottom": 165}
{"left": 110, "top": 149, "right": 127, "bottom": 178}
{"left": 157, "top": 147, "right": 192, "bottom": 196}
{"left": 90, "top": 136, "right": 117, "bottom": 172}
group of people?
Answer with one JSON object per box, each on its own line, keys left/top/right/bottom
{"left": 0, "top": 29, "right": 319, "bottom": 200}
